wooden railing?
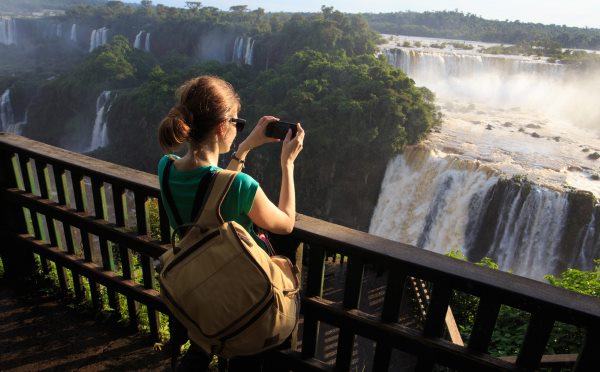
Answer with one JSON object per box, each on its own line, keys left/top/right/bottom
{"left": 1, "top": 132, "right": 599, "bottom": 372}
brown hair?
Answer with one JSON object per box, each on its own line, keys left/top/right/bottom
{"left": 158, "top": 75, "right": 240, "bottom": 152}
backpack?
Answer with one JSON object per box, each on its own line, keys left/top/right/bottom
{"left": 158, "top": 160, "right": 299, "bottom": 358}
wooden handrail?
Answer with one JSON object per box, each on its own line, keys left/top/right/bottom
{"left": 1, "top": 132, "right": 599, "bottom": 372}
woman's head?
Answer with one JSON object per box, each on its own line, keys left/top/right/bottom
{"left": 158, "top": 75, "right": 240, "bottom": 152}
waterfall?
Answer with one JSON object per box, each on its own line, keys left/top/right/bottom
{"left": 0, "top": 89, "right": 25, "bottom": 134}
{"left": 144, "top": 32, "right": 151, "bottom": 52}
{"left": 89, "top": 27, "right": 109, "bottom": 52}
{"left": 1, "top": 89, "right": 15, "bottom": 132}
{"left": 56, "top": 23, "right": 63, "bottom": 38}
{"left": 134, "top": 31, "right": 151, "bottom": 52}
{"left": 0, "top": 18, "right": 17, "bottom": 45}
{"left": 369, "top": 146, "right": 594, "bottom": 280}
{"left": 86, "top": 91, "right": 112, "bottom": 152}
{"left": 134, "top": 31, "right": 143, "bottom": 49}
{"left": 70, "top": 24, "right": 77, "bottom": 42}
{"left": 232, "top": 36, "right": 254, "bottom": 65}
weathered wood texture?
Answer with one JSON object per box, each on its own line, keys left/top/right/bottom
{"left": 2, "top": 133, "right": 600, "bottom": 371}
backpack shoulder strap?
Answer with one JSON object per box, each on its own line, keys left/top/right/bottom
{"left": 161, "top": 157, "right": 184, "bottom": 227}
{"left": 196, "top": 170, "right": 238, "bottom": 228}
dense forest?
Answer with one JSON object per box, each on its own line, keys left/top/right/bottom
{"left": 363, "top": 10, "right": 600, "bottom": 50}
{"left": 1, "top": 3, "right": 440, "bottom": 230}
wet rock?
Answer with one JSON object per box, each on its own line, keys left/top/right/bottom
{"left": 588, "top": 152, "right": 600, "bottom": 160}
{"left": 592, "top": 174, "right": 600, "bottom": 180}
{"left": 486, "top": 124, "right": 493, "bottom": 130}
{"left": 553, "top": 136, "right": 560, "bottom": 142}
{"left": 503, "top": 122, "right": 513, "bottom": 127}
{"left": 568, "top": 166, "right": 583, "bottom": 172}
{"left": 471, "top": 120, "right": 481, "bottom": 125}
{"left": 526, "top": 123, "right": 542, "bottom": 129}
{"left": 518, "top": 127, "right": 525, "bottom": 132}
{"left": 583, "top": 148, "right": 590, "bottom": 153}
{"left": 531, "top": 132, "right": 541, "bottom": 138}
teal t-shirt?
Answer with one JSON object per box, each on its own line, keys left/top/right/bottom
{"left": 158, "top": 155, "right": 267, "bottom": 251}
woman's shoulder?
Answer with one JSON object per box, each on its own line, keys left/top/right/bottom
{"left": 157, "top": 154, "right": 179, "bottom": 174}
{"left": 232, "top": 171, "right": 259, "bottom": 189}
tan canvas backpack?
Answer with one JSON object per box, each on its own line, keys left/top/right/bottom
{"left": 158, "top": 167, "right": 299, "bottom": 358}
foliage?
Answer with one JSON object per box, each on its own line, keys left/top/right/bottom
{"left": 447, "top": 249, "right": 593, "bottom": 357}
{"left": 363, "top": 10, "right": 600, "bottom": 50}
{"left": 545, "top": 260, "right": 600, "bottom": 297}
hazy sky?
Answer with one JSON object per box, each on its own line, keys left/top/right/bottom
{"left": 150, "top": 0, "right": 600, "bottom": 29}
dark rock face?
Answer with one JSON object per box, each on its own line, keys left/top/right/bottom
{"left": 588, "top": 152, "right": 600, "bottom": 160}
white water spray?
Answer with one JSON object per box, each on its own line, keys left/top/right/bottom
{"left": 0, "top": 89, "right": 26, "bottom": 134}
{"left": 369, "top": 146, "right": 580, "bottom": 280}
{"left": 70, "top": 24, "right": 77, "bottom": 42}
{"left": 89, "top": 27, "right": 109, "bottom": 52}
{"left": 86, "top": 91, "right": 112, "bottom": 152}
{"left": 232, "top": 36, "right": 255, "bottom": 65}
{"left": 0, "top": 18, "right": 17, "bottom": 45}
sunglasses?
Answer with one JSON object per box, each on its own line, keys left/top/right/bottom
{"left": 229, "top": 118, "right": 246, "bottom": 132}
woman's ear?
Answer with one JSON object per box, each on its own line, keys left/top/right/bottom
{"left": 216, "top": 122, "right": 227, "bottom": 137}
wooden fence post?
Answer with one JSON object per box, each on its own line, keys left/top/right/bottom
{"left": 0, "top": 142, "right": 35, "bottom": 281}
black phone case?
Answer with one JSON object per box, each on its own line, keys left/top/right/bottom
{"left": 265, "top": 121, "right": 298, "bottom": 140}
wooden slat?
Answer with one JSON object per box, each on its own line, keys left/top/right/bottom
{"left": 141, "top": 255, "right": 160, "bottom": 340}
{"left": 36, "top": 162, "right": 63, "bottom": 290}
{"left": 110, "top": 183, "right": 137, "bottom": 326}
{"left": 302, "top": 244, "right": 326, "bottom": 359}
{"left": 469, "top": 297, "right": 501, "bottom": 353}
{"left": 373, "top": 268, "right": 407, "bottom": 372}
{"left": 574, "top": 325, "right": 600, "bottom": 371}
{"left": 92, "top": 178, "right": 119, "bottom": 315}
{"left": 416, "top": 283, "right": 453, "bottom": 371}
{"left": 158, "top": 199, "right": 170, "bottom": 244}
{"left": 516, "top": 313, "right": 555, "bottom": 369}
{"left": 336, "top": 256, "right": 364, "bottom": 370}
{"left": 53, "top": 167, "right": 84, "bottom": 300}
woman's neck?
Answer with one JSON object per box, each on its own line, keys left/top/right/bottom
{"left": 176, "top": 142, "right": 220, "bottom": 170}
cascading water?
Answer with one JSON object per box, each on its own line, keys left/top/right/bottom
{"left": 86, "top": 91, "right": 112, "bottom": 152}
{"left": 0, "top": 89, "right": 25, "bottom": 134}
{"left": 70, "top": 23, "right": 77, "bottom": 42}
{"left": 232, "top": 36, "right": 255, "bottom": 65}
{"left": 144, "top": 32, "right": 151, "bottom": 52}
{"left": 369, "top": 146, "right": 592, "bottom": 280}
{"left": 1, "top": 89, "right": 15, "bottom": 132}
{"left": 56, "top": 23, "right": 62, "bottom": 38}
{"left": 89, "top": 27, "right": 109, "bottom": 52}
{"left": 371, "top": 35, "right": 600, "bottom": 280}
{"left": 133, "top": 31, "right": 151, "bottom": 52}
{"left": 134, "top": 31, "right": 143, "bottom": 49}
{"left": 0, "top": 18, "right": 17, "bottom": 45}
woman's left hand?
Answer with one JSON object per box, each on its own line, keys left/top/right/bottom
{"left": 238, "top": 116, "right": 281, "bottom": 152}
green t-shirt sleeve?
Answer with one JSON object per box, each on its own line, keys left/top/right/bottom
{"left": 224, "top": 172, "right": 259, "bottom": 218}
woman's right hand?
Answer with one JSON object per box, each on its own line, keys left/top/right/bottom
{"left": 238, "top": 116, "right": 280, "bottom": 152}
{"left": 281, "top": 123, "right": 305, "bottom": 167}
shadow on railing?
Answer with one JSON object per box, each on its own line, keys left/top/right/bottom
{"left": 1, "top": 132, "right": 599, "bottom": 372}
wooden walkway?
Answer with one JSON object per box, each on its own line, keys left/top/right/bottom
{"left": 0, "top": 276, "right": 171, "bottom": 371}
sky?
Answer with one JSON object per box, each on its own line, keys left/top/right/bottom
{"left": 150, "top": 0, "right": 600, "bottom": 29}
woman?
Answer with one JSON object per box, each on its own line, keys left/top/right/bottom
{"left": 157, "top": 75, "right": 304, "bottom": 371}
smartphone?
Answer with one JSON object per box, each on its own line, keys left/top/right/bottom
{"left": 265, "top": 121, "right": 298, "bottom": 140}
